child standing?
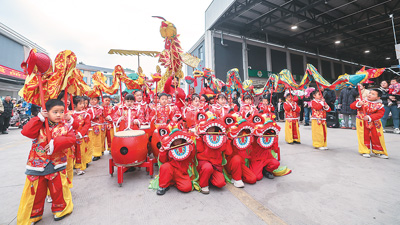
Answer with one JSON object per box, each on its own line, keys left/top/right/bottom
{"left": 17, "top": 99, "right": 75, "bottom": 224}
{"left": 72, "top": 96, "right": 91, "bottom": 175}
{"left": 102, "top": 96, "right": 114, "bottom": 151}
{"left": 258, "top": 95, "right": 275, "bottom": 118}
{"left": 150, "top": 93, "right": 181, "bottom": 125}
{"left": 239, "top": 94, "right": 257, "bottom": 118}
{"left": 88, "top": 96, "right": 104, "bottom": 161}
{"left": 284, "top": 94, "right": 301, "bottom": 144}
{"left": 350, "top": 88, "right": 388, "bottom": 158}
{"left": 311, "top": 91, "right": 331, "bottom": 150}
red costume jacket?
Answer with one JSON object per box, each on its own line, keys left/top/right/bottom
{"left": 164, "top": 76, "right": 186, "bottom": 109}
{"left": 103, "top": 105, "right": 116, "bottom": 130}
{"left": 239, "top": 103, "right": 257, "bottom": 118}
{"left": 88, "top": 105, "right": 104, "bottom": 126}
{"left": 134, "top": 101, "right": 150, "bottom": 124}
{"left": 183, "top": 105, "right": 205, "bottom": 129}
{"left": 113, "top": 105, "right": 143, "bottom": 131}
{"left": 258, "top": 103, "right": 275, "bottom": 115}
{"left": 350, "top": 99, "right": 385, "bottom": 128}
{"left": 72, "top": 110, "right": 91, "bottom": 139}
{"left": 284, "top": 101, "right": 300, "bottom": 120}
{"left": 150, "top": 104, "right": 181, "bottom": 125}
{"left": 210, "top": 104, "right": 230, "bottom": 119}
{"left": 196, "top": 137, "right": 232, "bottom": 167}
{"left": 311, "top": 99, "right": 331, "bottom": 124}
{"left": 159, "top": 148, "right": 194, "bottom": 172}
{"left": 21, "top": 116, "right": 76, "bottom": 172}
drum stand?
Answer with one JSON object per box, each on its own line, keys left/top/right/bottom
{"left": 109, "top": 156, "right": 157, "bottom": 187}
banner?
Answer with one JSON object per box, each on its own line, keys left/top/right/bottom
{"left": 0, "top": 65, "right": 26, "bottom": 80}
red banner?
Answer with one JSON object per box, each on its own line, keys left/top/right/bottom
{"left": 0, "top": 64, "right": 26, "bottom": 80}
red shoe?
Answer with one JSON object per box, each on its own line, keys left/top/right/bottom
{"left": 341, "top": 127, "right": 347, "bottom": 129}
{"left": 351, "top": 127, "right": 356, "bottom": 130}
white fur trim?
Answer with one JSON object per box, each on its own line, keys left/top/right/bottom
{"left": 367, "top": 116, "right": 372, "bottom": 122}
{"left": 54, "top": 162, "right": 68, "bottom": 169}
{"left": 77, "top": 132, "right": 82, "bottom": 139}
{"left": 356, "top": 101, "right": 363, "bottom": 108}
{"left": 26, "top": 165, "right": 45, "bottom": 172}
{"left": 38, "top": 112, "right": 45, "bottom": 122}
{"left": 47, "top": 139, "right": 54, "bottom": 155}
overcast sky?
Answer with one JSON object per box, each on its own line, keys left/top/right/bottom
{"left": 0, "top": 0, "right": 212, "bottom": 74}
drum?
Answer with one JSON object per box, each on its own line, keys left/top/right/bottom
{"left": 150, "top": 130, "right": 161, "bottom": 158}
{"left": 140, "top": 124, "right": 152, "bottom": 141}
{"left": 111, "top": 130, "right": 147, "bottom": 166}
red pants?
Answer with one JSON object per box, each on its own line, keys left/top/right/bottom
{"left": 159, "top": 162, "right": 192, "bottom": 192}
{"left": 17, "top": 171, "right": 73, "bottom": 224}
{"left": 225, "top": 155, "right": 256, "bottom": 184}
{"left": 249, "top": 159, "right": 280, "bottom": 181}
{"left": 197, "top": 160, "right": 226, "bottom": 188}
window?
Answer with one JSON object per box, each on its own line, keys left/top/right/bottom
{"left": 90, "top": 71, "right": 95, "bottom": 75}
{"left": 83, "top": 77, "right": 87, "bottom": 83}
{"left": 80, "top": 69, "right": 84, "bottom": 74}
{"left": 198, "top": 46, "right": 204, "bottom": 62}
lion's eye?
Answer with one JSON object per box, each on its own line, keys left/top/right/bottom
{"left": 253, "top": 116, "right": 261, "bottom": 123}
{"left": 159, "top": 129, "right": 168, "bottom": 136}
{"left": 225, "top": 117, "right": 234, "bottom": 125}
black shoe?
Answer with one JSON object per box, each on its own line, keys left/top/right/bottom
{"left": 2, "top": 131, "right": 8, "bottom": 134}
{"left": 92, "top": 157, "right": 101, "bottom": 161}
{"left": 304, "top": 123, "right": 309, "bottom": 126}
{"left": 263, "top": 170, "right": 275, "bottom": 179}
{"left": 157, "top": 186, "right": 170, "bottom": 195}
{"left": 54, "top": 212, "right": 71, "bottom": 221}
{"left": 294, "top": 141, "right": 301, "bottom": 144}
{"left": 102, "top": 152, "right": 104, "bottom": 156}
{"left": 86, "top": 163, "right": 90, "bottom": 168}
{"left": 287, "top": 142, "right": 294, "bottom": 145}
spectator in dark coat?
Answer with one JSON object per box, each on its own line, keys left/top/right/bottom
{"left": 338, "top": 86, "right": 358, "bottom": 129}
{"left": 0, "top": 96, "right": 13, "bottom": 134}
{"left": 321, "top": 87, "right": 336, "bottom": 111}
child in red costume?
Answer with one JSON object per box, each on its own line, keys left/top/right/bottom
{"left": 183, "top": 94, "right": 205, "bottom": 130}
{"left": 88, "top": 96, "right": 104, "bottom": 161}
{"left": 150, "top": 93, "right": 182, "bottom": 125}
{"left": 239, "top": 94, "right": 257, "bottom": 118}
{"left": 258, "top": 95, "right": 275, "bottom": 118}
{"left": 195, "top": 111, "right": 232, "bottom": 194}
{"left": 72, "top": 96, "right": 91, "bottom": 175}
{"left": 310, "top": 91, "right": 331, "bottom": 150}
{"left": 164, "top": 76, "right": 186, "bottom": 110}
{"left": 133, "top": 90, "right": 150, "bottom": 125}
{"left": 350, "top": 88, "right": 388, "bottom": 159}
{"left": 156, "top": 127, "right": 195, "bottom": 195}
{"left": 113, "top": 94, "right": 142, "bottom": 131}
{"left": 225, "top": 115, "right": 257, "bottom": 188}
{"left": 284, "top": 94, "right": 301, "bottom": 144}
{"left": 17, "top": 99, "right": 75, "bottom": 224}
{"left": 210, "top": 93, "right": 231, "bottom": 119}
{"left": 250, "top": 114, "right": 280, "bottom": 181}
{"left": 102, "top": 96, "right": 115, "bottom": 151}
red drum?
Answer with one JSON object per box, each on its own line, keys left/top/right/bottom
{"left": 140, "top": 124, "right": 152, "bottom": 141}
{"left": 150, "top": 129, "right": 161, "bottom": 158}
{"left": 111, "top": 130, "right": 147, "bottom": 166}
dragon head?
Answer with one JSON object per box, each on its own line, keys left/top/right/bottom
{"left": 196, "top": 111, "right": 229, "bottom": 149}
{"left": 158, "top": 122, "right": 194, "bottom": 161}
{"left": 227, "top": 113, "right": 255, "bottom": 150}
{"left": 153, "top": 16, "right": 177, "bottom": 39}
{"left": 253, "top": 113, "right": 280, "bottom": 149}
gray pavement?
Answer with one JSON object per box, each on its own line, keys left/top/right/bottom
{"left": 1, "top": 122, "right": 400, "bottom": 225}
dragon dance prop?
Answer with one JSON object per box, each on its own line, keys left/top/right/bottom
{"left": 153, "top": 16, "right": 200, "bottom": 92}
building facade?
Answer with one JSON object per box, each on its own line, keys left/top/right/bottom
{"left": 0, "top": 22, "right": 47, "bottom": 98}
{"left": 187, "top": 0, "right": 372, "bottom": 88}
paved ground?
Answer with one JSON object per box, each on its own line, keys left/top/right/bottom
{"left": 1, "top": 122, "right": 400, "bottom": 225}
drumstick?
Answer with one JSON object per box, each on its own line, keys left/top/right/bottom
{"left": 262, "top": 135, "right": 276, "bottom": 137}
{"left": 205, "top": 132, "right": 225, "bottom": 135}
{"left": 237, "top": 134, "right": 252, "bottom": 138}
{"left": 170, "top": 142, "right": 188, "bottom": 149}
